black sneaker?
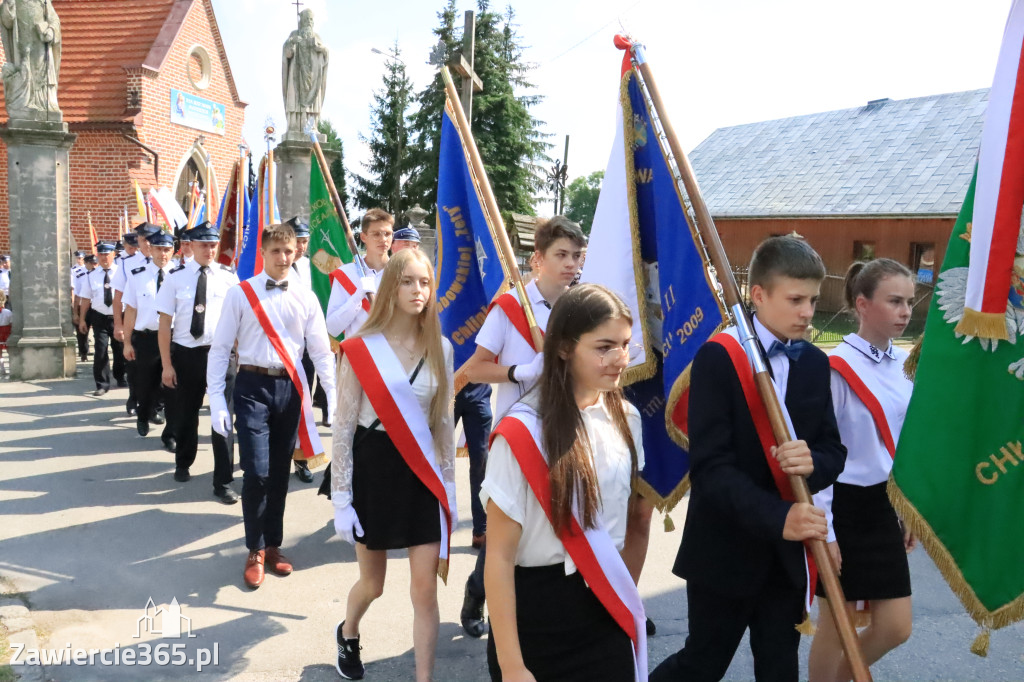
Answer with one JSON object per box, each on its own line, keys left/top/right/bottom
{"left": 335, "top": 621, "right": 364, "bottom": 680}
{"left": 460, "top": 583, "right": 487, "bottom": 638}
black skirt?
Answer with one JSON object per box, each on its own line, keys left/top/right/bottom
{"left": 486, "top": 564, "right": 634, "bottom": 682}
{"left": 815, "top": 481, "right": 911, "bottom": 602}
{"left": 352, "top": 426, "right": 442, "bottom": 550}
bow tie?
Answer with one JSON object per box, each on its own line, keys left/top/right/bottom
{"left": 266, "top": 279, "right": 289, "bottom": 291}
{"left": 768, "top": 339, "right": 808, "bottom": 362}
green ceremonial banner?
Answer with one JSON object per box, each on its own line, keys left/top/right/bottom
{"left": 890, "top": 168, "right": 1024, "bottom": 638}
{"left": 308, "top": 160, "right": 353, "bottom": 341}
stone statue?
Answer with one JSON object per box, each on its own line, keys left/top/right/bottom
{"left": 0, "top": 0, "right": 62, "bottom": 121}
{"left": 282, "top": 8, "right": 328, "bottom": 139}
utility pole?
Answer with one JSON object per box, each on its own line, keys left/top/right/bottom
{"left": 449, "top": 10, "right": 483, "bottom": 123}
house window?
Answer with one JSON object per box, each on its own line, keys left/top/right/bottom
{"left": 853, "top": 241, "right": 876, "bottom": 261}
{"left": 911, "top": 242, "right": 935, "bottom": 284}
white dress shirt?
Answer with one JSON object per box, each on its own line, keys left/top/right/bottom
{"left": 751, "top": 315, "right": 794, "bottom": 403}
{"left": 815, "top": 334, "right": 912, "bottom": 541}
{"left": 474, "top": 279, "right": 553, "bottom": 420}
{"left": 111, "top": 251, "right": 146, "bottom": 294}
{"left": 291, "top": 256, "right": 312, "bottom": 289}
{"left": 73, "top": 267, "right": 92, "bottom": 298}
{"left": 84, "top": 267, "right": 116, "bottom": 315}
{"left": 206, "top": 271, "right": 336, "bottom": 404}
{"left": 123, "top": 261, "right": 173, "bottom": 332}
{"left": 480, "top": 394, "right": 645, "bottom": 573}
{"left": 0, "top": 268, "right": 10, "bottom": 295}
{"left": 155, "top": 259, "right": 238, "bottom": 347}
{"left": 325, "top": 261, "right": 383, "bottom": 338}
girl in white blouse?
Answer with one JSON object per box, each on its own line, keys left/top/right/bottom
{"left": 482, "top": 284, "right": 648, "bottom": 682}
{"left": 808, "top": 258, "right": 917, "bottom": 682}
{"left": 330, "top": 249, "right": 455, "bottom": 682}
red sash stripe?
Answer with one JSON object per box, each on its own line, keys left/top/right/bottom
{"left": 829, "top": 356, "right": 896, "bottom": 459}
{"left": 710, "top": 332, "right": 818, "bottom": 602}
{"left": 490, "top": 293, "right": 542, "bottom": 351}
{"left": 330, "top": 268, "right": 372, "bottom": 313}
{"left": 238, "top": 281, "right": 316, "bottom": 458}
{"left": 492, "top": 417, "right": 639, "bottom": 646}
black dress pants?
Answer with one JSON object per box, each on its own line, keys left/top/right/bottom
{"left": 88, "top": 310, "right": 123, "bottom": 390}
{"left": 132, "top": 330, "right": 173, "bottom": 440}
{"left": 170, "top": 343, "right": 235, "bottom": 487}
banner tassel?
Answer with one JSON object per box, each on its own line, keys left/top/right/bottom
{"left": 903, "top": 333, "right": 924, "bottom": 381}
{"left": 437, "top": 558, "right": 449, "bottom": 585}
{"left": 970, "top": 628, "right": 991, "bottom": 657}
{"left": 663, "top": 513, "right": 675, "bottom": 532}
{"left": 796, "top": 612, "right": 816, "bottom": 636}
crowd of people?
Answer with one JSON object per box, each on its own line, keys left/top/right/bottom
{"left": 52, "top": 208, "right": 919, "bottom": 682}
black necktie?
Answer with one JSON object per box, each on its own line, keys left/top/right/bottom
{"left": 190, "top": 266, "right": 207, "bottom": 339}
{"left": 768, "top": 339, "right": 809, "bottom": 362}
{"left": 157, "top": 269, "right": 164, "bottom": 291}
{"left": 266, "top": 279, "right": 289, "bottom": 291}
{"left": 102, "top": 269, "right": 112, "bottom": 307}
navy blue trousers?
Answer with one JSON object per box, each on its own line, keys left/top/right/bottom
{"left": 454, "top": 382, "right": 492, "bottom": 536}
{"left": 234, "top": 370, "right": 301, "bottom": 551}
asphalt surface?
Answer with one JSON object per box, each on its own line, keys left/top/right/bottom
{"left": 1, "top": 363, "right": 1023, "bottom": 681}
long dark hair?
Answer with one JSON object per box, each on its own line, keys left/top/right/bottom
{"left": 843, "top": 258, "right": 913, "bottom": 311}
{"left": 539, "top": 284, "right": 639, "bottom": 534}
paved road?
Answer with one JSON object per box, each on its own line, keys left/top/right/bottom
{"left": 1, "top": 366, "right": 1023, "bottom": 680}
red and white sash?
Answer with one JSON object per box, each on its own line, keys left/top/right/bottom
{"left": 238, "top": 281, "right": 324, "bottom": 460}
{"left": 490, "top": 292, "right": 543, "bottom": 351}
{"left": 711, "top": 332, "right": 819, "bottom": 613}
{"left": 341, "top": 333, "right": 453, "bottom": 581}
{"left": 829, "top": 356, "right": 896, "bottom": 458}
{"left": 330, "top": 265, "right": 372, "bottom": 313}
{"left": 491, "top": 405, "right": 647, "bottom": 681}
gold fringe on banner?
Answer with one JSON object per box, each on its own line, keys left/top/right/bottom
{"left": 903, "top": 333, "right": 924, "bottom": 381}
{"left": 663, "top": 513, "right": 675, "bottom": 533}
{"left": 970, "top": 628, "right": 991, "bottom": 657}
{"left": 438, "top": 557, "right": 449, "bottom": 585}
{"left": 955, "top": 307, "right": 1009, "bottom": 341}
{"left": 796, "top": 614, "right": 816, "bottom": 636}
{"left": 888, "top": 477, "right": 1024, "bottom": 637}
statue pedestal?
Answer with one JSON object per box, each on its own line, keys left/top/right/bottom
{"left": 275, "top": 139, "right": 338, "bottom": 224}
{"left": 0, "top": 120, "right": 78, "bottom": 380}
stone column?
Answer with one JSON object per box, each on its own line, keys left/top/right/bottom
{"left": 275, "top": 138, "right": 338, "bottom": 224}
{"left": 0, "top": 120, "right": 77, "bottom": 379}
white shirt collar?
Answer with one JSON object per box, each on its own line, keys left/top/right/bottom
{"left": 527, "top": 279, "right": 557, "bottom": 310}
{"left": 842, "top": 333, "right": 896, "bottom": 363}
{"left": 753, "top": 315, "right": 789, "bottom": 352}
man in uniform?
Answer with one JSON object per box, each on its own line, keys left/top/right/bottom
{"left": 123, "top": 230, "right": 176, "bottom": 442}
{"left": 78, "top": 242, "right": 125, "bottom": 396}
{"left": 71, "top": 251, "right": 89, "bottom": 361}
{"left": 114, "top": 225, "right": 159, "bottom": 416}
{"left": 390, "top": 225, "right": 421, "bottom": 253}
{"left": 0, "top": 254, "right": 10, "bottom": 297}
{"left": 176, "top": 227, "right": 194, "bottom": 266}
{"left": 157, "top": 222, "right": 240, "bottom": 503}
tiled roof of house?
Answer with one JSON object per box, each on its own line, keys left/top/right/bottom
{"left": 688, "top": 89, "right": 989, "bottom": 217}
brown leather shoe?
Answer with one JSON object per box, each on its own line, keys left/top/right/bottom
{"left": 265, "top": 547, "right": 293, "bottom": 576}
{"left": 244, "top": 550, "right": 265, "bottom": 589}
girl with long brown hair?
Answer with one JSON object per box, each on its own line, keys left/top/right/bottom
{"left": 482, "top": 283, "right": 648, "bottom": 682}
{"left": 329, "top": 249, "right": 455, "bottom": 681}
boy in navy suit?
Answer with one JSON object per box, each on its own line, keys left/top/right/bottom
{"left": 651, "top": 236, "right": 847, "bottom": 682}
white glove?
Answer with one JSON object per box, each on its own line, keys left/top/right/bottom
{"left": 512, "top": 352, "right": 545, "bottom": 385}
{"left": 360, "top": 275, "right": 378, "bottom": 294}
{"left": 210, "top": 394, "right": 232, "bottom": 437}
{"left": 333, "top": 494, "right": 364, "bottom": 545}
{"left": 325, "top": 394, "right": 336, "bottom": 427}
{"left": 444, "top": 481, "right": 459, "bottom": 528}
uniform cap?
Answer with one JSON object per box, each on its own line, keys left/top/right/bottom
{"left": 392, "top": 226, "right": 421, "bottom": 243}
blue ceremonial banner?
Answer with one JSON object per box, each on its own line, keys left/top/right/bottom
{"left": 236, "top": 178, "right": 258, "bottom": 279}
{"left": 436, "top": 104, "right": 507, "bottom": 383}
{"left": 582, "top": 54, "right": 726, "bottom": 510}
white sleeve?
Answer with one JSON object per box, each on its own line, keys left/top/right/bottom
{"left": 325, "top": 272, "right": 365, "bottom": 338}
{"left": 480, "top": 434, "right": 529, "bottom": 526}
{"left": 626, "top": 403, "right": 646, "bottom": 473}
{"left": 331, "top": 354, "right": 363, "bottom": 503}
{"left": 814, "top": 485, "right": 836, "bottom": 543}
{"left": 304, "top": 291, "right": 336, "bottom": 397}
{"left": 206, "top": 287, "right": 241, "bottom": 401}
{"left": 110, "top": 260, "right": 129, "bottom": 293}
{"left": 437, "top": 340, "right": 456, "bottom": 484}
{"left": 122, "top": 273, "right": 139, "bottom": 310}
{"left": 474, "top": 305, "right": 509, "bottom": 356}
{"left": 155, "top": 273, "right": 176, "bottom": 317}
{"left": 818, "top": 366, "right": 849, "bottom": 543}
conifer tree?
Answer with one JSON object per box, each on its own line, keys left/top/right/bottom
{"left": 317, "top": 118, "right": 349, "bottom": 209}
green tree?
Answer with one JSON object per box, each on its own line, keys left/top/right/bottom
{"left": 407, "top": 1, "right": 549, "bottom": 226}
{"left": 317, "top": 118, "right": 349, "bottom": 209}
{"left": 564, "top": 170, "right": 603, "bottom": 235}
{"left": 351, "top": 41, "right": 412, "bottom": 216}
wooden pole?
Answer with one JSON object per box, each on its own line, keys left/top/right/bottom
{"left": 627, "top": 41, "right": 872, "bottom": 682}
{"left": 234, "top": 146, "right": 247, "bottom": 267}
{"left": 440, "top": 66, "right": 543, "bottom": 352}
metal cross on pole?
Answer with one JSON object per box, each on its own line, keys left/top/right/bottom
{"left": 449, "top": 10, "right": 483, "bottom": 122}
{"left": 291, "top": 0, "right": 303, "bottom": 23}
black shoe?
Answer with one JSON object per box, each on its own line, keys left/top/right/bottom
{"left": 93, "top": 387, "right": 108, "bottom": 397}
{"left": 335, "top": 621, "right": 364, "bottom": 680}
{"left": 117, "top": 379, "right": 129, "bottom": 388}
{"left": 136, "top": 418, "right": 150, "bottom": 437}
{"left": 294, "top": 461, "right": 314, "bottom": 483}
{"left": 214, "top": 486, "right": 239, "bottom": 504}
{"left": 646, "top": 616, "right": 656, "bottom": 636}
{"left": 162, "top": 437, "right": 177, "bottom": 453}
{"left": 149, "top": 412, "right": 165, "bottom": 425}
{"left": 173, "top": 468, "right": 190, "bottom": 482}
{"left": 460, "top": 584, "right": 487, "bottom": 638}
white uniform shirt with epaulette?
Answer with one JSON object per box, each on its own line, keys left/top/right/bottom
{"left": 111, "top": 251, "right": 147, "bottom": 295}
{"left": 71, "top": 264, "right": 84, "bottom": 290}
{"left": 84, "top": 266, "right": 116, "bottom": 316}
{"left": 155, "top": 260, "right": 239, "bottom": 347}
{"left": 73, "top": 267, "right": 93, "bottom": 298}
{"left": 123, "top": 261, "right": 174, "bottom": 331}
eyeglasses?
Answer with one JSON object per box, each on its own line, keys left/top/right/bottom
{"left": 365, "top": 231, "right": 393, "bottom": 241}
{"left": 591, "top": 344, "right": 645, "bottom": 367}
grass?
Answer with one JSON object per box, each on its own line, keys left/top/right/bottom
{"left": 0, "top": 577, "right": 29, "bottom": 680}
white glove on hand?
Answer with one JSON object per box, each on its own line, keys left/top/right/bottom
{"left": 360, "top": 275, "right": 378, "bottom": 295}
{"left": 333, "top": 495, "right": 364, "bottom": 545}
{"left": 210, "top": 394, "right": 232, "bottom": 437}
{"left": 444, "top": 481, "right": 459, "bottom": 528}
{"left": 325, "top": 395, "right": 336, "bottom": 427}
{"left": 513, "top": 352, "right": 545, "bottom": 385}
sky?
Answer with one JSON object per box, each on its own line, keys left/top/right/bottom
{"left": 215, "top": 0, "right": 1011, "bottom": 209}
